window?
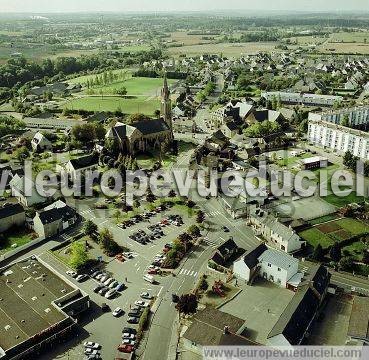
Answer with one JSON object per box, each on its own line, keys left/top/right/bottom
{"left": 268, "top": 263, "right": 271, "bottom": 267}
{"left": 277, "top": 267, "right": 281, "bottom": 271}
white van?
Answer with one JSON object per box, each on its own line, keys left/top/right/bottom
{"left": 143, "top": 274, "right": 155, "bottom": 284}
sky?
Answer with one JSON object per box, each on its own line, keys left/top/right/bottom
{"left": 0, "top": 0, "right": 368, "bottom": 13}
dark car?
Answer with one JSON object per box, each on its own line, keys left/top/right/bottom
{"left": 223, "top": 226, "right": 230, "bottom": 232}
{"left": 93, "top": 285, "right": 103, "bottom": 293}
{"left": 101, "top": 303, "right": 110, "bottom": 312}
{"left": 172, "top": 294, "right": 179, "bottom": 303}
{"left": 127, "top": 317, "right": 139, "bottom": 324}
{"left": 128, "top": 310, "right": 142, "bottom": 317}
{"left": 122, "top": 327, "right": 137, "bottom": 335}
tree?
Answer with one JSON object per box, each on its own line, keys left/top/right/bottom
{"left": 311, "top": 244, "right": 325, "bottom": 262}
{"left": 94, "top": 123, "right": 106, "bottom": 141}
{"left": 362, "top": 250, "right": 369, "bottom": 265}
{"left": 175, "top": 293, "right": 198, "bottom": 316}
{"left": 340, "top": 114, "right": 350, "bottom": 127}
{"left": 69, "top": 241, "right": 88, "bottom": 270}
{"left": 99, "top": 228, "right": 121, "bottom": 256}
{"left": 146, "top": 190, "right": 156, "bottom": 203}
{"left": 15, "top": 146, "right": 29, "bottom": 162}
{"left": 196, "top": 210, "right": 205, "bottom": 224}
{"left": 338, "top": 256, "right": 354, "bottom": 271}
{"left": 71, "top": 123, "right": 96, "bottom": 146}
{"left": 330, "top": 242, "right": 342, "bottom": 263}
{"left": 187, "top": 225, "right": 201, "bottom": 238}
{"left": 116, "top": 86, "right": 127, "bottom": 96}
{"left": 83, "top": 220, "right": 98, "bottom": 238}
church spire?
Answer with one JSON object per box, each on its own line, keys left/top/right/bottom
{"left": 162, "top": 72, "right": 170, "bottom": 100}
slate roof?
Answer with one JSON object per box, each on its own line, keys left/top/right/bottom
{"left": 0, "top": 203, "right": 24, "bottom": 219}
{"left": 348, "top": 296, "right": 369, "bottom": 341}
{"left": 38, "top": 203, "right": 76, "bottom": 225}
{"left": 132, "top": 118, "right": 170, "bottom": 135}
{"left": 183, "top": 308, "right": 255, "bottom": 346}
{"left": 258, "top": 249, "right": 298, "bottom": 271}
{"left": 268, "top": 286, "right": 320, "bottom": 345}
{"left": 69, "top": 153, "right": 99, "bottom": 170}
{"left": 243, "top": 243, "right": 268, "bottom": 269}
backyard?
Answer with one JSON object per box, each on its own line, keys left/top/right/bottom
{"left": 0, "top": 227, "right": 36, "bottom": 255}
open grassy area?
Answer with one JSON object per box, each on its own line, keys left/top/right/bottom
{"left": 309, "top": 214, "right": 339, "bottom": 225}
{"left": 63, "top": 96, "right": 160, "bottom": 115}
{"left": 322, "top": 191, "right": 365, "bottom": 208}
{"left": 299, "top": 218, "right": 369, "bottom": 249}
{"left": 0, "top": 228, "right": 35, "bottom": 255}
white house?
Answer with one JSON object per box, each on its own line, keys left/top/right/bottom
{"left": 61, "top": 153, "right": 99, "bottom": 182}
{"left": 31, "top": 132, "right": 53, "bottom": 152}
{"left": 9, "top": 174, "right": 49, "bottom": 207}
{"left": 233, "top": 244, "right": 300, "bottom": 288}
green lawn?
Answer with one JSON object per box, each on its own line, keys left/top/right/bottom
{"left": 342, "top": 241, "right": 367, "bottom": 261}
{"left": 63, "top": 96, "right": 160, "bottom": 115}
{"left": 322, "top": 192, "right": 365, "bottom": 208}
{"left": 336, "top": 218, "right": 369, "bottom": 235}
{"left": 299, "top": 227, "right": 334, "bottom": 249}
{"left": 309, "top": 214, "right": 339, "bottom": 225}
{"left": 0, "top": 228, "right": 35, "bottom": 255}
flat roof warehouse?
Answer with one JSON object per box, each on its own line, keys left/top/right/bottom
{"left": 0, "top": 257, "right": 90, "bottom": 359}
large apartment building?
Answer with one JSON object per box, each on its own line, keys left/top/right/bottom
{"left": 307, "top": 119, "right": 369, "bottom": 160}
{"left": 309, "top": 106, "right": 369, "bottom": 129}
{"left": 261, "top": 91, "right": 342, "bottom": 107}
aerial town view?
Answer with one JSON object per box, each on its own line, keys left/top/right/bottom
{"left": 0, "top": 1, "right": 369, "bottom": 360}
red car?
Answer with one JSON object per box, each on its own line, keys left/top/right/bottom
{"left": 148, "top": 269, "right": 157, "bottom": 275}
{"left": 117, "top": 344, "right": 134, "bottom": 353}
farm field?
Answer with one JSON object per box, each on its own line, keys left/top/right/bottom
{"left": 328, "top": 31, "right": 369, "bottom": 43}
{"left": 318, "top": 42, "right": 369, "bottom": 54}
{"left": 63, "top": 95, "right": 160, "bottom": 115}
{"left": 299, "top": 217, "right": 369, "bottom": 249}
{"left": 168, "top": 42, "right": 279, "bottom": 57}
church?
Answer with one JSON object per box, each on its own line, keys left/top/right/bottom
{"left": 106, "top": 75, "right": 173, "bottom": 155}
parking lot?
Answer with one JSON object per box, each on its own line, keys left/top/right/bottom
{"left": 38, "top": 202, "right": 196, "bottom": 359}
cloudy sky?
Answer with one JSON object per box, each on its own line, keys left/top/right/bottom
{"left": 0, "top": 0, "right": 367, "bottom": 13}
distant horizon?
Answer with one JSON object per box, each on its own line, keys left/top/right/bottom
{"left": 0, "top": 0, "right": 368, "bottom": 14}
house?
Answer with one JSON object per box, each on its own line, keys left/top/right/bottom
{"left": 210, "top": 238, "right": 239, "bottom": 267}
{"left": 0, "top": 203, "right": 25, "bottom": 233}
{"left": 182, "top": 308, "right": 256, "bottom": 357}
{"left": 9, "top": 174, "right": 49, "bottom": 207}
{"left": 245, "top": 109, "right": 283, "bottom": 124}
{"left": 33, "top": 200, "right": 78, "bottom": 238}
{"left": 267, "top": 265, "right": 330, "bottom": 347}
{"left": 233, "top": 246, "right": 300, "bottom": 288}
{"left": 233, "top": 243, "right": 267, "bottom": 283}
{"left": 347, "top": 296, "right": 369, "bottom": 345}
{"left": 172, "top": 105, "right": 186, "bottom": 117}
{"left": 63, "top": 153, "right": 99, "bottom": 182}
{"left": 31, "top": 132, "right": 53, "bottom": 152}
{"left": 248, "top": 207, "right": 305, "bottom": 253}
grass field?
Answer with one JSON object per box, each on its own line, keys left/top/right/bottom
{"left": 63, "top": 96, "right": 160, "bottom": 115}
{"left": 328, "top": 31, "right": 369, "bottom": 43}
{"left": 299, "top": 218, "right": 369, "bottom": 249}
{"left": 168, "top": 42, "right": 279, "bottom": 57}
{"left": 0, "top": 228, "right": 35, "bottom": 255}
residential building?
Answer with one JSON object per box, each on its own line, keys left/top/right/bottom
{"left": 309, "top": 106, "right": 369, "bottom": 128}
{"left": 9, "top": 174, "right": 49, "bottom": 207}
{"left": 308, "top": 119, "right": 369, "bottom": 160}
{"left": 262, "top": 91, "right": 342, "bottom": 107}
{"left": 233, "top": 245, "right": 301, "bottom": 288}
{"left": 210, "top": 238, "right": 239, "bottom": 267}
{"left": 31, "top": 132, "right": 53, "bottom": 152}
{"left": 33, "top": 200, "right": 78, "bottom": 238}
{"left": 267, "top": 265, "right": 330, "bottom": 347}
{"left": 62, "top": 153, "right": 99, "bottom": 182}
{"left": 248, "top": 207, "right": 305, "bottom": 253}
{"left": 0, "top": 203, "right": 25, "bottom": 233}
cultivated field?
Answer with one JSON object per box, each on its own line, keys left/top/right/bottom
{"left": 168, "top": 42, "right": 279, "bottom": 57}
{"left": 299, "top": 218, "right": 369, "bottom": 249}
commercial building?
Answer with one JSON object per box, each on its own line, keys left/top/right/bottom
{"left": 0, "top": 257, "right": 90, "bottom": 360}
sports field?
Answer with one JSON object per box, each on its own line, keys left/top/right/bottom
{"left": 63, "top": 96, "right": 160, "bottom": 115}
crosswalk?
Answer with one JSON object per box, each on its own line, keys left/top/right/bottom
{"left": 206, "top": 210, "right": 222, "bottom": 217}
{"left": 179, "top": 268, "right": 198, "bottom": 277}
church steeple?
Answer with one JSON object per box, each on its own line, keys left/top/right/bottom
{"left": 161, "top": 72, "right": 172, "bottom": 134}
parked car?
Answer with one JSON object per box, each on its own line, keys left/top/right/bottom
{"left": 105, "top": 289, "right": 117, "bottom": 299}
{"left": 115, "top": 283, "right": 126, "bottom": 292}
{"left": 99, "top": 287, "right": 109, "bottom": 295}
{"left": 122, "top": 333, "right": 136, "bottom": 340}
{"left": 117, "top": 344, "right": 134, "bottom": 353}
{"left": 112, "top": 307, "right": 124, "bottom": 317}
{"left": 122, "top": 339, "right": 135, "bottom": 346}
{"left": 128, "top": 310, "right": 141, "bottom": 317}
{"left": 84, "top": 349, "right": 99, "bottom": 356}
{"left": 127, "top": 316, "right": 139, "bottom": 324}
{"left": 135, "top": 300, "right": 149, "bottom": 308}
{"left": 140, "top": 292, "right": 153, "bottom": 300}
{"left": 122, "top": 327, "right": 137, "bottom": 335}
{"left": 109, "top": 280, "right": 118, "bottom": 289}
{"left": 76, "top": 274, "right": 88, "bottom": 282}
{"left": 93, "top": 285, "right": 103, "bottom": 293}
{"left": 101, "top": 303, "right": 110, "bottom": 312}
{"left": 66, "top": 270, "right": 77, "bottom": 277}
{"left": 84, "top": 342, "right": 101, "bottom": 350}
